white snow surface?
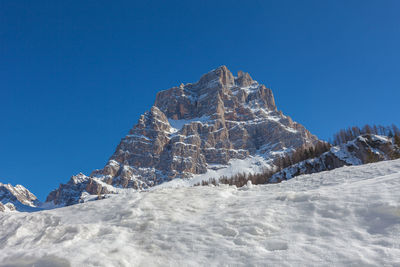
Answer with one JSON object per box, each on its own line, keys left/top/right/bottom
{"left": 1, "top": 159, "right": 400, "bottom": 266}
{"left": 154, "top": 155, "right": 271, "bottom": 189}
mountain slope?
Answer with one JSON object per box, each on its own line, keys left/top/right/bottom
{"left": 270, "top": 134, "right": 400, "bottom": 182}
{"left": 1, "top": 159, "right": 400, "bottom": 266}
{"left": 47, "top": 66, "right": 319, "bottom": 206}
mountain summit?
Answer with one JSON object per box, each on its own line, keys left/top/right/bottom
{"left": 47, "top": 66, "right": 319, "bottom": 206}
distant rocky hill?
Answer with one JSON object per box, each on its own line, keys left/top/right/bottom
{"left": 46, "top": 66, "right": 319, "bottom": 206}
{"left": 269, "top": 134, "right": 400, "bottom": 182}
{"left": 0, "top": 182, "right": 39, "bottom": 212}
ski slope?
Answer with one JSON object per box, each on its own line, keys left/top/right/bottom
{"left": 1, "top": 160, "right": 400, "bottom": 266}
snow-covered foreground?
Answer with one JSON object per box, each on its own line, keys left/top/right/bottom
{"left": 1, "top": 160, "right": 400, "bottom": 266}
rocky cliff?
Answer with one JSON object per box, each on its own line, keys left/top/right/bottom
{"left": 47, "top": 66, "right": 319, "bottom": 206}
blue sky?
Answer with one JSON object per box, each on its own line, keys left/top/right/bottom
{"left": 1, "top": 0, "right": 399, "bottom": 200}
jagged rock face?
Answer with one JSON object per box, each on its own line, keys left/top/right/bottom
{"left": 98, "top": 66, "right": 318, "bottom": 183}
{"left": 270, "top": 134, "right": 400, "bottom": 182}
{"left": 47, "top": 66, "right": 319, "bottom": 206}
{"left": 46, "top": 173, "right": 115, "bottom": 206}
{"left": 0, "top": 182, "right": 39, "bottom": 212}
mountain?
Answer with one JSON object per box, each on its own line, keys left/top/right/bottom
{"left": 1, "top": 159, "right": 400, "bottom": 266}
{"left": 46, "top": 66, "right": 319, "bottom": 206}
{"left": 270, "top": 134, "right": 400, "bottom": 182}
{"left": 0, "top": 182, "right": 40, "bottom": 212}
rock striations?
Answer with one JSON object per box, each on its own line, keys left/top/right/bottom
{"left": 46, "top": 66, "right": 319, "bottom": 206}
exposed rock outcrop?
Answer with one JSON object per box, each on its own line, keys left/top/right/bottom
{"left": 0, "top": 182, "right": 39, "bottom": 212}
{"left": 47, "top": 66, "right": 319, "bottom": 206}
{"left": 46, "top": 173, "right": 115, "bottom": 206}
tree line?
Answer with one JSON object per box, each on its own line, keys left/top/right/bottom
{"left": 274, "top": 141, "right": 331, "bottom": 171}
{"left": 332, "top": 124, "right": 400, "bottom": 145}
{"left": 195, "top": 141, "right": 331, "bottom": 187}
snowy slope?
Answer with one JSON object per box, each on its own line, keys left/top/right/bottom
{"left": 1, "top": 160, "right": 400, "bottom": 266}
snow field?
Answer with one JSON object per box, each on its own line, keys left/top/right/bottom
{"left": 1, "top": 160, "right": 400, "bottom": 266}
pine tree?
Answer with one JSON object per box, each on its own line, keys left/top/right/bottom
{"left": 392, "top": 124, "right": 400, "bottom": 136}
{"left": 394, "top": 134, "right": 400, "bottom": 147}
{"left": 363, "top": 124, "right": 373, "bottom": 134}
{"left": 387, "top": 128, "right": 394, "bottom": 138}
{"left": 366, "top": 149, "right": 378, "bottom": 163}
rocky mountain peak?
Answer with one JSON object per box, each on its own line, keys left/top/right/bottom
{"left": 196, "top": 65, "right": 235, "bottom": 89}
{"left": 47, "top": 66, "right": 320, "bottom": 206}
{"left": 154, "top": 65, "right": 277, "bottom": 121}
{"left": 236, "top": 70, "right": 254, "bottom": 87}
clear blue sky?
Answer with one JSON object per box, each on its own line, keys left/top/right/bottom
{"left": 1, "top": 0, "right": 399, "bottom": 200}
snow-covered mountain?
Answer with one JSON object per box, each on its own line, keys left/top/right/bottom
{"left": 1, "top": 159, "right": 399, "bottom": 266}
{"left": 270, "top": 134, "right": 400, "bottom": 182}
{"left": 46, "top": 66, "right": 319, "bottom": 206}
{"left": 0, "top": 182, "right": 39, "bottom": 212}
